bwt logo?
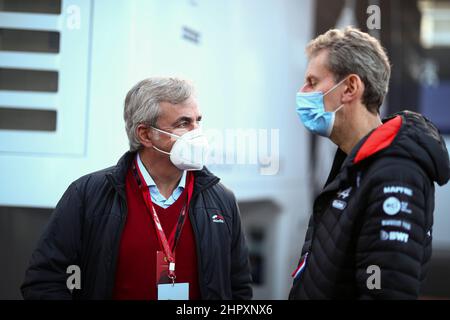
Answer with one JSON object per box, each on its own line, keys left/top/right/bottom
{"left": 366, "top": 265, "right": 381, "bottom": 290}
{"left": 66, "top": 265, "right": 81, "bottom": 290}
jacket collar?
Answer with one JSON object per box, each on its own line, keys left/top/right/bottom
{"left": 322, "top": 115, "right": 403, "bottom": 194}
{"left": 353, "top": 115, "right": 402, "bottom": 164}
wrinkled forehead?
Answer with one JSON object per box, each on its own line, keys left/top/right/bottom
{"left": 157, "top": 96, "right": 202, "bottom": 126}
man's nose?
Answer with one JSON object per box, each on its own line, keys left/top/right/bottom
{"left": 192, "top": 121, "right": 200, "bottom": 130}
{"left": 299, "top": 83, "right": 309, "bottom": 93}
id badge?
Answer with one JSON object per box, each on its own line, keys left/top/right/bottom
{"left": 156, "top": 251, "right": 170, "bottom": 284}
{"left": 156, "top": 251, "right": 189, "bottom": 300}
{"left": 158, "top": 283, "right": 189, "bottom": 300}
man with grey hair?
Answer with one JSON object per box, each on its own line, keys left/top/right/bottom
{"left": 21, "top": 77, "right": 253, "bottom": 300}
{"left": 290, "top": 27, "right": 450, "bottom": 299}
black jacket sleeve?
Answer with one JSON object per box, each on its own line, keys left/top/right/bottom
{"left": 355, "top": 161, "right": 431, "bottom": 299}
{"left": 226, "top": 189, "right": 253, "bottom": 300}
{"left": 21, "top": 182, "right": 84, "bottom": 300}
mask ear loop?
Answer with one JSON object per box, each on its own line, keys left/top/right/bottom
{"left": 151, "top": 126, "right": 182, "bottom": 139}
{"left": 323, "top": 77, "right": 348, "bottom": 114}
{"left": 150, "top": 126, "right": 181, "bottom": 155}
{"left": 334, "top": 104, "right": 345, "bottom": 113}
{"left": 152, "top": 146, "right": 171, "bottom": 155}
{"left": 323, "top": 77, "right": 348, "bottom": 97}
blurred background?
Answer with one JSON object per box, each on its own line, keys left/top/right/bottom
{"left": 0, "top": 0, "right": 449, "bottom": 299}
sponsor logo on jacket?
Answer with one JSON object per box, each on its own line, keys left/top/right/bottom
{"left": 383, "top": 185, "right": 413, "bottom": 197}
{"left": 382, "top": 196, "right": 412, "bottom": 215}
{"left": 212, "top": 214, "right": 225, "bottom": 223}
{"left": 380, "top": 230, "right": 409, "bottom": 243}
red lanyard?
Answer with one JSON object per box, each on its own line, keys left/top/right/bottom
{"left": 132, "top": 159, "right": 192, "bottom": 282}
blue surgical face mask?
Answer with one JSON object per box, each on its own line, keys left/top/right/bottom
{"left": 295, "top": 77, "right": 347, "bottom": 137}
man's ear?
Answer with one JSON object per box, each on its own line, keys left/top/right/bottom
{"left": 136, "top": 124, "right": 154, "bottom": 148}
{"left": 342, "top": 74, "right": 364, "bottom": 104}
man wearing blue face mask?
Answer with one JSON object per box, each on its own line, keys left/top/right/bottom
{"left": 21, "top": 77, "right": 252, "bottom": 300}
{"left": 289, "top": 27, "right": 450, "bottom": 299}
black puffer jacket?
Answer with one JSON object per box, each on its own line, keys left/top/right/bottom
{"left": 21, "top": 152, "right": 252, "bottom": 300}
{"left": 289, "top": 111, "right": 450, "bottom": 299}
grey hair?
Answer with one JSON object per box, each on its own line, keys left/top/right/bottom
{"left": 124, "top": 77, "right": 194, "bottom": 151}
{"left": 306, "top": 26, "right": 391, "bottom": 114}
